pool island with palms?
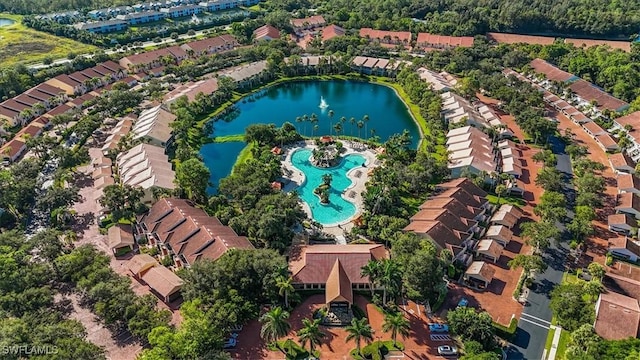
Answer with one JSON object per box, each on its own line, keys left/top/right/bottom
{"left": 290, "top": 148, "right": 367, "bottom": 226}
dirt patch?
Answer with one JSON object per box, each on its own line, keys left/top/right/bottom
{"left": 56, "top": 292, "right": 143, "bottom": 360}
{"left": 0, "top": 42, "right": 55, "bottom": 61}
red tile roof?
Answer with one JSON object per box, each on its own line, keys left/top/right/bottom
{"left": 530, "top": 58, "right": 575, "bottom": 82}
{"left": 291, "top": 15, "right": 326, "bottom": 29}
{"left": 596, "top": 134, "right": 618, "bottom": 149}
{"left": 595, "top": 291, "right": 640, "bottom": 340}
{"left": 565, "top": 38, "right": 631, "bottom": 52}
{"left": 253, "top": 25, "right": 280, "bottom": 40}
{"left": 359, "top": 28, "right": 412, "bottom": 44}
{"left": 181, "top": 34, "right": 237, "bottom": 54}
{"left": 618, "top": 173, "right": 640, "bottom": 192}
{"left": 0, "top": 106, "right": 19, "bottom": 119}
{"left": 46, "top": 104, "right": 72, "bottom": 117}
{"left": 19, "top": 123, "right": 43, "bottom": 138}
{"left": 321, "top": 24, "right": 345, "bottom": 42}
{"left": 583, "top": 121, "right": 605, "bottom": 135}
{"left": 487, "top": 32, "right": 555, "bottom": 45}
{"left": 101, "top": 60, "right": 124, "bottom": 72}
{"left": 616, "top": 192, "right": 640, "bottom": 213}
{"left": 0, "top": 139, "right": 26, "bottom": 159}
{"left": 120, "top": 46, "right": 187, "bottom": 68}
{"left": 614, "top": 111, "right": 640, "bottom": 142}
{"left": 140, "top": 198, "right": 254, "bottom": 265}
{"left": 416, "top": 33, "right": 474, "bottom": 48}
{"left": 25, "top": 89, "right": 56, "bottom": 102}
{"left": 608, "top": 213, "right": 636, "bottom": 229}
{"left": 13, "top": 93, "right": 41, "bottom": 106}
{"left": 569, "top": 79, "right": 629, "bottom": 112}
{"left": 610, "top": 152, "right": 634, "bottom": 170}
{"left": 1, "top": 99, "right": 29, "bottom": 113}
{"left": 291, "top": 244, "right": 387, "bottom": 285}
{"left": 33, "top": 83, "right": 66, "bottom": 96}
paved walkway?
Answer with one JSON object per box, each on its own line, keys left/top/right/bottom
{"left": 280, "top": 140, "right": 379, "bottom": 236}
{"left": 546, "top": 325, "right": 562, "bottom": 360}
{"left": 549, "top": 108, "right": 617, "bottom": 267}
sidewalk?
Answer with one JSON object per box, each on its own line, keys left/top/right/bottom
{"left": 546, "top": 325, "right": 562, "bottom": 360}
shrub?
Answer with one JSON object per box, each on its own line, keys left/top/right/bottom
{"left": 493, "top": 317, "right": 518, "bottom": 340}
{"left": 606, "top": 254, "right": 613, "bottom": 266}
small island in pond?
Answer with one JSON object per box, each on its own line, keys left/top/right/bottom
{"left": 313, "top": 174, "right": 333, "bottom": 204}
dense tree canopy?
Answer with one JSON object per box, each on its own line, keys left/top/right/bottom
{"left": 181, "top": 249, "right": 288, "bottom": 327}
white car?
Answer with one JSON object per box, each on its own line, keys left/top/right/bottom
{"left": 437, "top": 345, "right": 458, "bottom": 356}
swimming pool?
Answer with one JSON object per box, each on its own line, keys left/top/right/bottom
{"left": 290, "top": 149, "right": 365, "bottom": 226}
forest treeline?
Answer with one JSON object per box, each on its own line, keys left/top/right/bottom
{"left": 291, "top": 0, "right": 640, "bottom": 38}
{"left": 0, "top": 0, "right": 138, "bottom": 14}
{"left": 3, "top": 0, "right": 640, "bottom": 38}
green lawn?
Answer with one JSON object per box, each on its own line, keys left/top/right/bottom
{"left": 544, "top": 327, "right": 570, "bottom": 360}
{"left": 232, "top": 141, "right": 255, "bottom": 173}
{"left": 486, "top": 194, "right": 527, "bottom": 206}
{"left": 212, "top": 134, "right": 245, "bottom": 143}
{"left": 0, "top": 13, "right": 97, "bottom": 67}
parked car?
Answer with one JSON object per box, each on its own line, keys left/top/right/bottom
{"left": 428, "top": 323, "right": 449, "bottom": 333}
{"left": 437, "top": 345, "right": 458, "bottom": 356}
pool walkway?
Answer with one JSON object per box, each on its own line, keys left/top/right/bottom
{"left": 280, "top": 140, "right": 379, "bottom": 236}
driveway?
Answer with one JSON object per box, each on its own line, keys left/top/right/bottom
{"left": 507, "top": 136, "right": 572, "bottom": 360}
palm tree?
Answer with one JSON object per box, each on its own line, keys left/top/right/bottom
{"left": 303, "top": 114, "right": 310, "bottom": 137}
{"left": 328, "top": 110, "right": 334, "bottom": 136}
{"left": 339, "top": 116, "right": 347, "bottom": 133}
{"left": 363, "top": 115, "right": 370, "bottom": 137}
{"left": 357, "top": 120, "right": 364, "bottom": 139}
{"left": 379, "top": 259, "right": 402, "bottom": 304}
{"left": 259, "top": 306, "right": 291, "bottom": 344}
{"left": 310, "top": 113, "right": 318, "bottom": 137}
{"left": 295, "top": 116, "right": 303, "bottom": 134}
{"left": 382, "top": 312, "right": 410, "bottom": 347}
{"left": 313, "top": 125, "right": 319, "bottom": 137}
{"left": 297, "top": 318, "right": 325, "bottom": 354}
{"left": 334, "top": 123, "right": 343, "bottom": 137}
{"left": 361, "top": 260, "right": 381, "bottom": 297}
{"left": 345, "top": 318, "right": 374, "bottom": 355}
{"left": 349, "top": 117, "right": 356, "bottom": 136}
{"left": 276, "top": 276, "right": 295, "bottom": 309}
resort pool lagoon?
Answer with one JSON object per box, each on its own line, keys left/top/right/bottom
{"left": 291, "top": 149, "right": 365, "bottom": 225}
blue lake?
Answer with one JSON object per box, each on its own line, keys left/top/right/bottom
{"left": 200, "top": 80, "right": 420, "bottom": 192}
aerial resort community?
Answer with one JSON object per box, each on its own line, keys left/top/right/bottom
{"left": 5, "top": 0, "right": 640, "bottom": 359}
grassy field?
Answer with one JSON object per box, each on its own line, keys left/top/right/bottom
{"left": 232, "top": 142, "right": 255, "bottom": 173}
{"left": 0, "top": 13, "right": 97, "bottom": 68}
{"left": 486, "top": 194, "right": 527, "bottom": 206}
{"left": 212, "top": 134, "right": 245, "bottom": 143}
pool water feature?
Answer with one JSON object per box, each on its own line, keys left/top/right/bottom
{"left": 291, "top": 149, "right": 365, "bottom": 225}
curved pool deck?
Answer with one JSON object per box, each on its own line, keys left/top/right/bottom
{"left": 282, "top": 141, "right": 379, "bottom": 232}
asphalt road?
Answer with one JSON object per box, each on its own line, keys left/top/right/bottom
{"left": 506, "top": 136, "right": 573, "bottom": 360}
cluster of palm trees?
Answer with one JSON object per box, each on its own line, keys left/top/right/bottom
{"left": 360, "top": 259, "right": 403, "bottom": 305}
{"left": 258, "top": 306, "right": 410, "bottom": 357}
{"left": 295, "top": 111, "right": 372, "bottom": 140}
